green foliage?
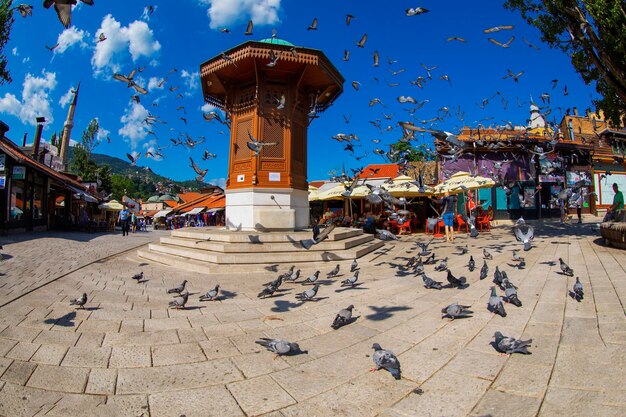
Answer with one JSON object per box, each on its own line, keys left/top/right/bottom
{"left": 49, "top": 132, "right": 57, "bottom": 148}
{"left": 504, "top": 0, "right": 626, "bottom": 126}
{"left": 110, "top": 174, "right": 136, "bottom": 201}
{"left": 391, "top": 141, "right": 437, "bottom": 162}
{"left": 0, "top": 0, "right": 14, "bottom": 85}
{"left": 81, "top": 118, "right": 100, "bottom": 158}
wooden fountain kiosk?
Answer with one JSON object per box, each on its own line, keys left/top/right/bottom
{"left": 200, "top": 37, "right": 344, "bottom": 231}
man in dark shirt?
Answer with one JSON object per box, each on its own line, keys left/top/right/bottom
{"left": 440, "top": 191, "right": 457, "bottom": 242}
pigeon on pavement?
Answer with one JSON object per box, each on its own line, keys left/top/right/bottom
{"left": 441, "top": 303, "right": 473, "bottom": 319}
{"left": 424, "top": 253, "right": 436, "bottom": 265}
{"left": 422, "top": 274, "right": 443, "bottom": 289}
{"left": 446, "top": 270, "right": 467, "bottom": 288}
{"left": 493, "top": 266, "right": 503, "bottom": 287}
{"left": 559, "top": 258, "right": 573, "bottom": 276}
{"left": 503, "top": 281, "right": 522, "bottom": 307}
{"left": 301, "top": 271, "right": 320, "bottom": 285}
{"left": 351, "top": 259, "right": 359, "bottom": 272}
{"left": 571, "top": 277, "right": 584, "bottom": 301}
{"left": 341, "top": 271, "right": 360, "bottom": 287}
{"left": 468, "top": 255, "right": 475, "bottom": 272}
{"left": 327, "top": 264, "right": 340, "bottom": 278}
{"left": 371, "top": 343, "right": 401, "bottom": 380}
{"left": 434, "top": 257, "right": 449, "bottom": 272}
{"left": 512, "top": 250, "right": 524, "bottom": 262}
{"left": 480, "top": 260, "right": 489, "bottom": 280}
{"left": 199, "top": 285, "right": 220, "bottom": 301}
{"left": 296, "top": 284, "right": 320, "bottom": 301}
{"left": 284, "top": 268, "right": 301, "bottom": 282}
{"left": 69, "top": 293, "right": 87, "bottom": 309}
{"left": 414, "top": 260, "right": 425, "bottom": 275}
{"left": 255, "top": 338, "right": 304, "bottom": 357}
{"left": 258, "top": 283, "right": 279, "bottom": 298}
{"left": 167, "top": 280, "right": 188, "bottom": 294}
{"left": 492, "top": 331, "right": 532, "bottom": 354}
{"left": 376, "top": 229, "right": 398, "bottom": 240}
{"left": 483, "top": 248, "right": 493, "bottom": 260}
{"left": 331, "top": 305, "right": 355, "bottom": 329}
{"left": 488, "top": 287, "right": 507, "bottom": 317}
{"left": 131, "top": 272, "right": 144, "bottom": 282}
{"left": 169, "top": 291, "right": 189, "bottom": 309}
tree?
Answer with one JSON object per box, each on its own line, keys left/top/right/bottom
{"left": 504, "top": 0, "right": 626, "bottom": 126}
{"left": 81, "top": 118, "right": 100, "bottom": 158}
{"left": 0, "top": 0, "right": 14, "bottom": 84}
{"left": 390, "top": 141, "right": 437, "bottom": 162}
{"left": 111, "top": 174, "right": 136, "bottom": 201}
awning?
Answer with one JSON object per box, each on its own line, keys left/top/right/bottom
{"left": 208, "top": 207, "right": 225, "bottom": 213}
{"left": 154, "top": 209, "right": 172, "bottom": 218}
{"left": 98, "top": 200, "right": 124, "bottom": 210}
{"left": 186, "top": 207, "right": 206, "bottom": 215}
{"left": 69, "top": 185, "right": 99, "bottom": 203}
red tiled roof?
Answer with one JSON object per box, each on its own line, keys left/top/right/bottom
{"left": 142, "top": 209, "right": 159, "bottom": 217}
{"left": 174, "top": 194, "right": 225, "bottom": 213}
{"left": 162, "top": 200, "right": 178, "bottom": 208}
{"left": 177, "top": 192, "right": 203, "bottom": 203}
{"left": 309, "top": 180, "right": 325, "bottom": 188}
{"left": 357, "top": 164, "right": 400, "bottom": 179}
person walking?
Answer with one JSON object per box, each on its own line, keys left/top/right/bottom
{"left": 118, "top": 207, "right": 130, "bottom": 236}
{"left": 440, "top": 191, "right": 457, "bottom": 242}
{"left": 574, "top": 188, "right": 584, "bottom": 224}
{"left": 604, "top": 183, "right": 624, "bottom": 222}
{"left": 131, "top": 212, "right": 137, "bottom": 233}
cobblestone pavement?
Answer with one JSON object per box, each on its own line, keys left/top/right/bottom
{"left": 0, "top": 220, "right": 624, "bottom": 417}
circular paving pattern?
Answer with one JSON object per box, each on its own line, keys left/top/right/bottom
{"left": 0, "top": 223, "right": 624, "bottom": 417}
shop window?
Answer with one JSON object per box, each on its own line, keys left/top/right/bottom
{"left": 478, "top": 188, "right": 492, "bottom": 210}
{"left": 33, "top": 185, "right": 44, "bottom": 220}
{"left": 10, "top": 180, "right": 25, "bottom": 221}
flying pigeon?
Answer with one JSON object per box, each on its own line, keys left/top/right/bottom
{"left": 300, "top": 224, "right": 336, "bottom": 249}
{"left": 69, "top": 293, "right": 87, "bottom": 309}
{"left": 199, "top": 285, "right": 220, "bottom": 301}
{"left": 441, "top": 303, "right": 473, "bottom": 319}
{"left": 350, "top": 259, "right": 358, "bottom": 272}
{"left": 488, "top": 287, "right": 507, "bottom": 317}
{"left": 503, "top": 281, "right": 522, "bottom": 307}
{"left": 371, "top": 343, "right": 401, "bottom": 380}
{"left": 246, "top": 131, "right": 278, "bottom": 156}
{"left": 355, "top": 33, "right": 368, "bottom": 48}
{"left": 572, "top": 277, "right": 584, "bottom": 301}
{"left": 301, "top": 270, "right": 320, "bottom": 285}
{"left": 468, "top": 256, "right": 475, "bottom": 272}
{"left": 492, "top": 331, "right": 532, "bottom": 355}
{"left": 422, "top": 274, "right": 443, "bottom": 289}
{"left": 559, "top": 258, "right": 573, "bottom": 276}
{"left": 189, "top": 157, "right": 208, "bottom": 182}
{"left": 406, "top": 7, "right": 429, "bottom": 16}
{"left": 244, "top": 20, "right": 253, "bottom": 36}
{"left": 113, "top": 69, "right": 148, "bottom": 94}
{"left": 480, "top": 260, "right": 488, "bottom": 280}
{"left": 255, "top": 338, "right": 303, "bottom": 357}
{"left": 331, "top": 305, "right": 354, "bottom": 329}
{"left": 446, "top": 270, "right": 467, "bottom": 288}
{"left": 341, "top": 271, "right": 360, "bottom": 287}
{"left": 169, "top": 290, "right": 189, "bottom": 309}
{"left": 488, "top": 36, "right": 515, "bottom": 48}
{"left": 14, "top": 4, "right": 33, "bottom": 17}
{"left": 327, "top": 264, "right": 340, "bottom": 278}
{"left": 44, "top": 0, "right": 93, "bottom": 28}
{"left": 513, "top": 223, "right": 534, "bottom": 251}
{"left": 295, "top": 284, "right": 320, "bottom": 301}
{"left": 126, "top": 152, "right": 139, "bottom": 166}
{"left": 167, "top": 280, "right": 188, "bottom": 294}
{"left": 307, "top": 17, "right": 318, "bottom": 30}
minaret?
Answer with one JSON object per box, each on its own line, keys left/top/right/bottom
{"left": 59, "top": 82, "right": 80, "bottom": 167}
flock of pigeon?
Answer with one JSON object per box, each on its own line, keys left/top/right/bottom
{"left": 65, "top": 216, "right": 586, "bottom": 381}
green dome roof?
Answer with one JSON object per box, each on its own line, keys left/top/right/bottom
{"left": 259, "top": 38, "right": 294, "bottom": 46}
{"left": 157, "top": 194, "right": 177, "bottom": 202}
{"left": 147, "top": 195, "right": 160, "bottom": 203}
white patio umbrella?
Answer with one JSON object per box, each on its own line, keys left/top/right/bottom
{"left": 384, "top": 174, "right": 435, "bottom": 197}
{"left": 434, "top": 171, "right": 495, "bottom": 195}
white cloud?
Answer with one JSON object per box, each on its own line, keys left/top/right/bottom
{"left": 0, "top": 71, "right": 57, "bottom": 126}
{"left": 203, "top": 0, "right": 281, "bottom": 29}
{"left": 118, "top": 102, "right": 149, "bottom": 149}
{"left": 95, "top": 118, "right": 110, "bottom": 141}
{"left": 11, "top": 47, "right": 18, "bottom": 56}
{"left": 201, "top": 102, "right": 217, "bottom": 113}
{"left": 181, "top": 70, "right": 199, "bottom": 93}
{"left": 147, "top": 76, "right": 164, "bottom": 91}
{"left": 209, "top": 177, "right": 227, "bottom": 189}
{"left": 59, "top": 86, "right": 74, "bottom": 108}
{"left": 91, "top": 14, "right": 161, "bottom": 75}
{"left": 55, "top": 26, "right": 89, "bottom": 54}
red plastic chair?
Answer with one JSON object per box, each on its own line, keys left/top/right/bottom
{"left": 456, "top": 214, "right": 469, "bottom": 233}
{"left": 477, "top": 208, "right": 493, "bottom": 232}
{"left": 398, "top": 221, "right": 411, "bottom": 234}
{"left": 434, "top": 219, "right": 445, "bottom": 237}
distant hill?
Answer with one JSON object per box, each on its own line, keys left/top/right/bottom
{"left": 68, "top": 147, "right": 211, "bottom": 195}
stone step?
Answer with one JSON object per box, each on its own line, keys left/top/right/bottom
{"left": 159, "top": 233, "right": 375, "bottom": 253}
{"left": 146, "top": 238, "right": 384, "bottom": 265}
{"left": 170, "top": 226, "right": 363, "bottom": 243}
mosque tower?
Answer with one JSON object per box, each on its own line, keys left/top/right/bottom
{"left": 59, "top": 82, "right": 80, "bottom": 168}
{"left": 528, "top": 101, "right": 546, "bottom": 130}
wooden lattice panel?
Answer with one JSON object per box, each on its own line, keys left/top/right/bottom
{"left": 234, "top": 118, "right": 253, "bottom": 161}
{"left": 292, "top": 122, "right": 305, "bottom": 163}
{"left": 261, "top": 118, "right": 284, "bottom": 159}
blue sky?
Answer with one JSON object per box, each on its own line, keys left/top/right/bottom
{"left": 0, "top": 0, "right": 599, "bottom": 187}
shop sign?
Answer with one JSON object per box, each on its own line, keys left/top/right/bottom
{"left": 539, "top": 174, "right": 564, "bottom": 183}
{"left": 0, "top": 175, "right": 5, "bottom": 189}
{"left": 12, "top": 166, "right": 25, "bottom": 180}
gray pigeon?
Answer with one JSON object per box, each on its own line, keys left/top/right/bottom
{"left": 341, "top": 271, "right": 360, "bottom": 287}
{"left": 513, "top": 223, "right": 534, "bottom": 251}
{"left": 169, "top": 291, "right": 189, "bottom": 309}
{"left": 480, "top": 260, "right": 488, "bottom": 280}
{"left": 488, "top": 286, "right": 507, "bottom": 317}
{"left": 255, "top": 338, "right": 303, "bottom": 356}
{"left": 468, "top": 256, "right": 475, "bottom": 272}
{"left": 258, "top": 283, "right": 278, "bottom": 298}
{"left": 69, "top": 293, "right": 87, "bottom": 309}
{"left": 376, "top": 229, "right": 398, "bottom": 240}
{"left": 284, "top": 269, "right": 301, "bottom": 282}
{"left": 503, "top": 281, "right": 522, "bottom": 307}
{"left": 446, "top": 270, "right": 467, "bottom": 288}
{"left": 423, "top": 253, "right": 436, "bottom": 265}
{"left": 441, "top": 303, "right": 473, "bottom": 319}
{"left": 300, "top": 224, "right": 335, "bottom": 249}
{"left": 350, "top": 259, "right": 358, "bottom": 272}
{"left": 483, "top": 248, "right": 493, "bottom": 260}
{"left": 301, "top": 270, "right": 320, "bottom": 285}
{"left": 167, "top": 280, "right": 187, "bottom": 294}
{"left": 493, "top": 266, "right": 503, "bottom": 287}
{"left": 131, "top": 271, "right": 144, "bottom": 282}
{"left": 327, "top": 264, "right": 340, "bottom": 278}
{"left": 572, "top": 277, "right": 584, "bottom": 301}
{"left": 460, "top": 244, "right": 469, "bottom": 254}
{"left": 559, "top": 258, "right": 573, "bottom": 276}
{"left": 414, "top": 260, "right": 425, "bottom": 275}
{"left": 512, "top": 250, "right": 524, "bottom": 262}
{"left": 199, "top": 285, "right": 220, "bottom": 301}
{"left": 371, "top": 343, "right": 401, "bottom": 380}
{"left": 492, "top": 331, "right": 532, "bottom": 354}
{"left": 434, "top": 257, "right": 449, "bottom": 272}
{"left": 296, "top": 284, "right": 319, "bottom": 301}
{"left": 422, "top": 274, "right": 443, "bottom": 289}
{"left": 331, "top": 305, "right": 354, "bottom": 329}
